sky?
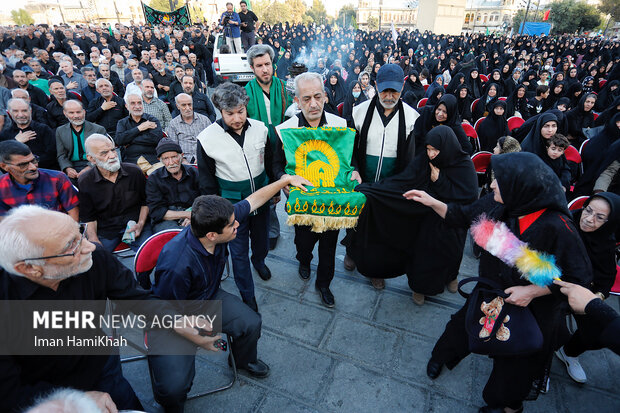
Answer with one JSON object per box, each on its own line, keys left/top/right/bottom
{"left": 5, "top": 0, "right": 410, "bottom": 17}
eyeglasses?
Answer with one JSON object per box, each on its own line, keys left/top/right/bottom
{"left": 583, "top": 206, "right": 608, "bottom": 224}
{"left": 4, "top": 155, "right": 39, "bottom": 170}
{"left": 22, "top": 223, "right": 88, "bottom": 262}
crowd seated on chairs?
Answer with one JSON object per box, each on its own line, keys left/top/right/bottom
{"left": 0, "top": 17, "right": 620, "bottom": 413}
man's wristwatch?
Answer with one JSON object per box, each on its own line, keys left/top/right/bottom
{"left": 595, "top": 292, "right": 606, "bottom": 301}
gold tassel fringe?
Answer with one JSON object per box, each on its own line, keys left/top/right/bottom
{"left": 287, "top": 215, "right": 360, "bottom": 233}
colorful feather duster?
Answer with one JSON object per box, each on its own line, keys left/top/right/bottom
{"left": 470, "top": 215, "right": 562, "bottom": 287}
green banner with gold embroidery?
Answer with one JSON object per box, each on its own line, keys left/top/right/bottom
{"left": 279, "top": 127, "right": 366, "bottom": 233}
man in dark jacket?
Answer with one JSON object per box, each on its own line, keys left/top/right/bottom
{"left": 0, "top": 98, "right": 57, "bottom": 170}
{"left": 86, "top": 78, "right": 127, "bottom": 139}
{"left": 171, "top": 75, "right": 216, "bottom": 122}
{"left": 11, "top": 69, "right": 48, "bottom": 108}
{"left": 115, "top": 92, "right": 162, "bottom": 164}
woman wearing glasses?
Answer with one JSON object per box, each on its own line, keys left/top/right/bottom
{"left": 555, "top": 192, "right": 620, "bottom": 384}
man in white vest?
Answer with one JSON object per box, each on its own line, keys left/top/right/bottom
{"left": 196, "top": 83, "right": 273, "bottom": 313}
{"left": 273, "top": 72, "right": 361, "bottom": 308}
{"left": 345, "top": 63, "right": 419, "bottom": 288}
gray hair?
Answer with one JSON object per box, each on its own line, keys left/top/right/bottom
{"left": 175, "top": 92, "right": 192, "bottom": 105}
{"left": 246, "top": 44, "right": 274, "bottom": 67}
{"left": 80, "top": 66, "right": 95, "bottom": 75}
{"left": 10, "top": 88, "right": 29, "bottom": 99}
{"left": 0, "top": 205, "right": 50, "bottom": 273}
{"left": 95, "top": 78, "right": 112, "bottom": 89}
{"left": 7, "top": 98, "right": 30, "bottom": 112}
{"left": 62, "top": 99, "right": 83, "bottom": 111}
{"left": 294, "top": 72, "right": 324, "bottom": 97}
{"left": 124, "top": 92, "right": 143, "bottom": 105}
{"left": 25, "top": 387, "right": 102, "bottom": 413}
{"left": 84, "top": 133, "right": 113, "bottom": 156}
{"left": 211, "top": 82, "right": 249, "bottom": 111}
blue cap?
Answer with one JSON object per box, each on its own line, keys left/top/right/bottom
{"left": 21, "top": 66, "right": 33, "bottom": 73}
{"left": 376, "top": 64, "right": 404, "bottom": 92}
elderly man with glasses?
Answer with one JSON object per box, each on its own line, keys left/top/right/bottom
{"left": 0, "top": 140, "right": 78, "bottom": 221}
{"left": 0, "top": 205, "right": 222, "bottom": 412}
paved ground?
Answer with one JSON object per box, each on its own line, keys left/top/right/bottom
{"left": 118, "top": 207, "right": 620, "bottom": 413}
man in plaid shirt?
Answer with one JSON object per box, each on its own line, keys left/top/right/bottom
{"left": 165, "top": 93, "right": 211, "bottom": 163}
{"left": 0, "top": 141, "right": 78, "bottom": 221}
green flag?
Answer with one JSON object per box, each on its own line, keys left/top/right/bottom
{"left": 279, "top": 127, "right": 366, "bottom": 232}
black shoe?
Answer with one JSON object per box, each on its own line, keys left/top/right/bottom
{"left": 238, "top": 359, "right": 270, "bottom": 378}
{"left": 243, "top": 297, "right": 259, "bottom": 313}
{"left": 298, "top": 264, "right": 311, "bottom": 280}
{"left": 426, "top": 359, "right": 443, "bottom": 380}
{"left": 269, "top": 237, "right": 278, "bottom": 250}
{"left": 256, "top": 265, "right": 271, "bottom": 281}
{"left": 315, "top": 285, "right": 335, "bottom": 308}
{"left": 343, "top": 254, "right": 356, "bottom": 271}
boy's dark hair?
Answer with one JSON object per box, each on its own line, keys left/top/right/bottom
{"left": 545, "top": 133, "right": 570, "bottom": 150}
{"left": 191, "top": 195, "right": 235, "bottom": 238}
{"left": 0, "top": 140, "right": 32, "bottom": 163}
{"left": 536, "top": 85, "right": 550, "bottom": 96}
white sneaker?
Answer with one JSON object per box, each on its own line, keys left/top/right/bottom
{"left": 555, "top": 347, "right": 587, "bottom": 383}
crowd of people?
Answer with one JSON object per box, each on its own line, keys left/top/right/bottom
{"left": 0, "top": 9, "right": 620, "bottom": 413}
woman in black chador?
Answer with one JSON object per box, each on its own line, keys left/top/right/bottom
{"left": 477, "top": 100, "right": 509, "bottom": 152}
{"left": 405, "top": 152, "right": 592, "bottom": 413}
{"left": 347, "top": 126, "right": 478, "bottom": 301}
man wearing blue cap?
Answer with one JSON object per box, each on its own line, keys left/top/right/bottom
{"left": 345, "top": 63, "right": 419, "bottom": 287}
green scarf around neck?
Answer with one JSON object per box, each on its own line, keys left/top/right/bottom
{"left": 245, "top": 76, "right": 292, "bottom": 145}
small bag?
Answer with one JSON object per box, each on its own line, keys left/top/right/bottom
{"left": 459, "top": 277, "right": 544, "bottom": 356}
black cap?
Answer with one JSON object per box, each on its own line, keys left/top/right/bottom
{"left": 183, "top": 63, "right": 194, "bottom": 70}
{"left": 156, "top": 138, "right": 183, "bottom": 157}
{"left": 48, "top": 76, "right": 63, "bottom": 86}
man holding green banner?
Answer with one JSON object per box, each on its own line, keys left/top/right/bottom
{"left": 245, "top": 44, "right": 293, "bottom": 250}
{"left": 273, "top": 72, "right": 361, "bottom": 308}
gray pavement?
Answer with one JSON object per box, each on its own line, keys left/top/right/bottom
{"left": 119, "top": 207, "right": 620, "bottom": 413}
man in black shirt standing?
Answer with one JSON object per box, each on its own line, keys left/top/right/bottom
{"left": 239, "top": 1, "right": 259, "bottom": 52}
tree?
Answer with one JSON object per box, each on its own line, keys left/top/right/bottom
{"left": 11, "top": 9, "right": 34, "bottom": 25}
{"left": 598, "top": 0, "right": 620, "bottom": 21}
{"left": 305, "top": 0, "right": 328, "bottom": 26}
{"left": 149, "top": 0, "right": 182, "bottom": 12}
{"left": 367, "top": 16, "right": 379, "bottom": 31}
{"left": 549, "top": 0, "right": 601, "bottom": 34}
{"left": 337, "top": 4, "right": 357, "bottom": 29}
{"left": 511, "top": 8, "right": 544, "bottom": 30}
{"left": 253, "top": 0, "right": 294, "bottom": 25}
{"left": 289, "top": 0, "right": 307, "bottom": 23}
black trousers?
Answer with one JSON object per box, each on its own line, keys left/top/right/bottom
{"left": 147, "top": 289, "right": 261, "bottom": 413}
{"left": 431, "top": 302, "right": 543, "bottom": 410}
{"left": 564, "top": 314, "right": 602, "bottom": 357}
{"left": 294, "top": 226, "right": 339, "bottom": 288}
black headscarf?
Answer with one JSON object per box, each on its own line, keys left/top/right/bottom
{"left": 454, "top": 84, "right": 473, "bottom": 123}
{"left": 324, "top": 70, "right": 347, "bottom": 108}
{"left": 594, "top": 96, "right": 620, "bottom": 127}
{"left": 413, "top": 94, "right": 472, "bottom": 154}
{"left": 491, "top": 152, "right": 570, "bottom": 217}
{"left": 520, "top": 112, "right": 558, "bottom": 156}
{"left": 573, "top": 192, "right": 620, "bottom": 296}
{"left": 505, "top": 84, "right": 528, "bottom": 118}
{"left": 595, "top": 80, "right": 620, "bottom": 112}
{"left": 477, "top": 100, "right": 509, "bottom": 152}
{"left": 446, "top": 72, "right": 465, "bottom": 95}
{"left": 402, "top": 70, "right": 425, "bottom": 107}
{"left": 472, "top": 82, "right": 499, "bottom": 121}
{"left": 465, "top": 67, "right": 483, "bottom": 99}
{"left": 566, "top": 93, "right": 596, "bottom": 144}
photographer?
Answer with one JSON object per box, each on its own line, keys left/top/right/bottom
{"left": 239, "top": 1, "right": 258, "bottom": 52}
{"left": 220, "top": 2, "right": 242, "bottom": 54}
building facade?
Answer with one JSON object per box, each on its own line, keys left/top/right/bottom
{"left": 356, "top": 0, "right": 418, "bottom": 31}
{"left": 462, "top": 0, "right": 528, "bottom": 33}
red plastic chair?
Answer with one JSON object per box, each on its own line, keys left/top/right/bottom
{"left": 337, "top": 102, "right": 344, "bottom": 117}
{"left": 131, "top": 229, "right": 237, "bottom": 396}
{"left": 611, "top": 265, "right": 620, "bottom": 296}
{"left": 507, "top": 116, "right": 525, "bottom": 132}
{"left": 417, "top": 98, "right": 428, "bottom": 108}
{"left": 68, "top": 91, "right": 82, "bottom": 102}
{"left": 564, "top": 145, "right": 581, "bottom": 165}
{"left": 474, "top": 117, "right": 485, "bottom": 134}
{"left": 599, "top": 79, "right": 607, "bottom": 89}
{"left": 479, "top": 74, "right": 489, "bottom": 83}
{"left": 471, "top": 98, "right": 480, "bottom": 114}
{"left": 462, "top": 122, "right": 480, "bottom": 152}
{"left": 498, "top": 96, "right": 507, "bottom": 101}
{"left": 471, "top": 151, "right": 493, "bottom": 175}
{"left": 568, "top": 195, "right": 589, "bottom": 211}
{"left": 593, "top": 113, "right": 599, "bottom": 121}
{"left": 579, "top": 139, "right": 590, "bottom": 155}
{"left": 424, "top": 84, "right": 430, "bottom": 92}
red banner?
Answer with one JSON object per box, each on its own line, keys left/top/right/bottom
{"left": 543, "top": 9, "right": 550, "bottom": 21}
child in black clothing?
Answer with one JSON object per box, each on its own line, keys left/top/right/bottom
{"left": 543, "top": 133, "right": 572, "bottom": 192}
